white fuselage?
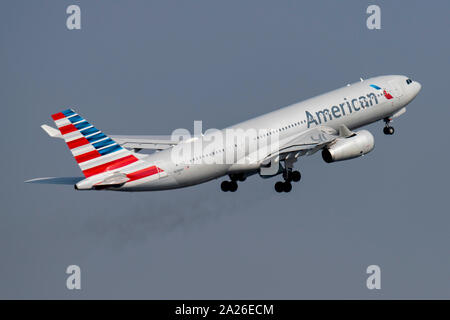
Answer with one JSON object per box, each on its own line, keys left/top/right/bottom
{"left": 117, "top": 75, "right": 421, "bottom": 191}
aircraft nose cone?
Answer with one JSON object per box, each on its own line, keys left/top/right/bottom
{"left": 415, "top": 81, "right": 422, "bottom": 92}
{"left": 412, "top": 81, "right": 422, "bottom": 98}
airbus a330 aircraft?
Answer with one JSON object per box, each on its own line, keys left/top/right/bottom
{"left": 27, "top": 75, "right": 421, "bottom": 193}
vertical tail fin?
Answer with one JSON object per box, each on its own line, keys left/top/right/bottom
{"left": 51, "top": 109, "right": 139, "bottom": 178}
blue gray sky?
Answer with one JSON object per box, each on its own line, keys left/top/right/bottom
{"left": 1, "top": 0, "right": 449, "bottom": 299}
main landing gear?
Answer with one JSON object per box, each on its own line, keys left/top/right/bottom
{"left": 274, "top": 167, "right": 301, "bottom": 193}
{"left": 220, "top": 173, "right": 246, "bottom": 192}
{"left": 221, "top": 180, "right": 238, "bottom": 192}
{"left": 220, "top": 163, "right": 302, "bottom": 193}
{"left": 383, "top": 118, "right": 395, "bottom": 135}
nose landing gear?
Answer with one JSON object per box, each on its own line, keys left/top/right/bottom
{"left": 383, "top": 118, "right": 395, "bottom": 135}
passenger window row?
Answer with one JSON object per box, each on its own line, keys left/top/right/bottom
{"left": 255, "top": 120, "right": 306, "bottom": 140}
{"left": 185, "top": 119, "right": 308, "bottom": 163}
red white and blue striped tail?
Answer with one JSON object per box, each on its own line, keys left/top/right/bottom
{"left": 51, "top": 109, "right": 150, "bottom": 179}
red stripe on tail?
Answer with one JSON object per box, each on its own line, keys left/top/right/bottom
{"left": 75, "top": 150, "right": 102, "bottom": 164}
{"left": 51, "top": 112, "right": 65, "bottom": 121}
{"left": 67, "top": 137, "right": 90, "bottom": 149}
{"left": 59, "top": 124, "right": 78, "bottom": 135}
{"left": 82, "top": 155, "right": 138, "bottom": 177}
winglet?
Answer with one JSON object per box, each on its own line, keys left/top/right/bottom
{"left": 338, "top": 124, "right": 355, "bottom": 138}
{"left": 41, "top": 124, "right": 63, "bottom": 138}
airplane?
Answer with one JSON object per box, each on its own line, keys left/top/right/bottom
{"left": 26, "top": 75, "right": 421, "bottom": 193}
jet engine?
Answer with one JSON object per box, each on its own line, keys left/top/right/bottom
{"left": 322, "top": 130, "right": 374, "bottom": 163}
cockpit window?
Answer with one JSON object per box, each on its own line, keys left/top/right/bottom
{"left": 406, "top": 79, "right": 412, "bottom": 85}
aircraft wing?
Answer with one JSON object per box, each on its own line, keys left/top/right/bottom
{"left": 278, "top": 126, "right": 338, "bottom": 155}
{"left": 262, "top": 125, "right": 352, "bottom": 163}
{"left": 41, "top": 124, "right": 178, "bottom": 150}
{"left": 109, "top": 135, "right": 178, "bottom": 150}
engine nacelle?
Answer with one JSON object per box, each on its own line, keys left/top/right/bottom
{"left": 322, "top": 130, "right": 374, "bottom": 163}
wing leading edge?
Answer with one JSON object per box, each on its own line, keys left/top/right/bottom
{"left": 261, "top": 125, "right": 353, "bottom": 164}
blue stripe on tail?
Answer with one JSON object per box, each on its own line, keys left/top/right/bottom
{"left": 80, "top": 127, "right": 99, "bottom": 136}
{"left": 87, "top": 132, "right": 107, "bottom": 143}
{"left": 93, "top": 138, "right": 115, "bottom": 149}
{"left": 68, "top": 115, "right": 83, "bottom": 123}
{"left": 62, "top": 109, "right": 75, "bottom": 117}
{"left": 98, "top": 144, "right": 122, "bottom": 155}
{"left": 74, "top": 121, "right": 91, "bottom": 130}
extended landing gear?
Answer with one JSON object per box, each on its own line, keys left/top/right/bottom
{"left": 220, "top": 173, "right": 248, "bottom": 192}
{"left": 274, "top": 169, "right": 301, "bottom": 193}
{"left": 383, "top": 118, "right": 395, "bottom": 135}
{"left": 383, "top": 126, "right": 395, "bottom": 135}
{"left": 221, "top": 180, "right": 238, "bottom": 192}
{"left": 275, "top": 181, "right": 292, "bottom": 193}
{"left": 291, "top": 170, "right": 301, "bottom": 182}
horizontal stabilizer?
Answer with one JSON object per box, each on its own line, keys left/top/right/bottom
{"left": 75, "top": 172, "right": 130, "bottom": 190}
{"left": 41, "top": 124, "right": 63, "bottom": 138}
{"left": 25, "top": 177, "right": 83, "bottom": 185}
{"left": 95, "top": 173, "right": 129, "bottom": 186}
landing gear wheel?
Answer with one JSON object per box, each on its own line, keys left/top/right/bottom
{"left": 229, "top": 181, "right": 238, "bottom": 192}
{"left": 291, "top": 170, "right": 301, "bottom": 182}
{"left": 221, "top": 181, "right": 230, "bottom": 192}
{"left": 283, "top": 181, "right": 292, "bottom": 193}
{"left": 275, "top": 181, "right": 284, "bottom": 193}
{"left": 383, "top": 126, "right": 394, "bottom": 135}
{"left": 383, "top": 118, "right": 395, "bottom": 135}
